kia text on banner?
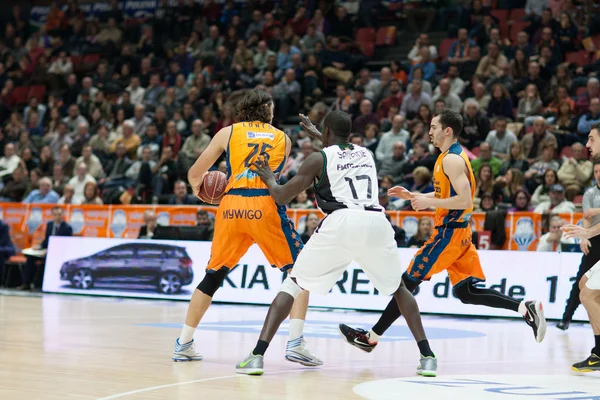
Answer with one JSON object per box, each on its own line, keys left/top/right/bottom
{"left": 43, "top": 236, "right": 588, "bottom": 321}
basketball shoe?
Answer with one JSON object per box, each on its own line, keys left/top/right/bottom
{"left": 235, "top": 353, "right": 264, "bottom": 375}
{"left": 284, "top": 336, "right": 323, "bottom": 366}
{"left": 338, "top": 324, "right": 378, "bottom": 353}
{"left": 572, "top": 353, "right": 600, "bottom": 372}
{"left": 417, "top": 355, "right": 438, "bottom": 377}
{"left": 172, "top": 338, "right": 203, "bottom": 362}
{"left": 523, "top": 300, "right": 547, "bottom": 343}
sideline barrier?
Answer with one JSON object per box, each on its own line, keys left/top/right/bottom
{"left": 43, "top": 236, "right": 588, "bottom": 322}
{"left": 0, "top": 203, "right": 584, "bottom": 252}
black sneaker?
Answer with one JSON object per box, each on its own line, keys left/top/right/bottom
{"left": 573, "top": 353, "right": 600, "bottom": 372}
{"left": 338, "top": 324, "right": 378, "bottom": 353}
{"left": 523, "top": 300, "right": 547, "bottom": 343}
{"left": 556, "top": 320, "right": 570, "bottom": 331}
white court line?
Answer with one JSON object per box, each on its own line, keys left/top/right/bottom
{"left": 95, "top": 359, "right": 564, "bottom": 400}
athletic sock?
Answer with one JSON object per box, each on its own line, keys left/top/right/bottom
{"left": 367, "top": 329, "right": 380, "bottom": 343}
{"left": 253, "top": 340, "right": 269, "bottom": 356}
{"left": 418, "top": 340, "right": 434, "bottom": 358}
{"left": 179, "top": 324, "right": 196, "bottom": 344}
{"left": 518, "top": 301, "right": 527, "bottom": 316}
{"left": 288, "top": 319, "right": 304, "bottom": 341}
{"left": 594, "top": 335, "right": 600, "bottom": 356}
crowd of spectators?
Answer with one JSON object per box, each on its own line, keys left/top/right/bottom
{"left": 0, "top": 0, "right": 598, "bottom": 220}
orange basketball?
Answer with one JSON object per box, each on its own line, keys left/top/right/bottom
{"left": 198, "top": 171, "right": 227, "bottom": 205}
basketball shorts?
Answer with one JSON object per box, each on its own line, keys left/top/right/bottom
{"left": 291, "top": 209, "right": 403, "bottom": 296}
{"left": 585, "top": 261, "right": 600, "bottom": 290}
{"left": 405, "top": 224, "right": 486, "bottom": 286}
{"left": 206, "top": 189, "right": 302, "bottom": 273}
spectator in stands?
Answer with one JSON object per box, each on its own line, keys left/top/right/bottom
{"left": 400, "top": 79, "right": 432, "bottom": 120}
{"left": 487, "top": 83, "right": 514, "bottom": 120}
{"left": 495, "top": 167, "right": 526, "bottom": 205}
{"left": 461, "top": 99, "right": 490, "bottom": 149}
{"left": 355, "top": 69, "right": 381, "bottom": 102}
{"left": 476, "top": 42, "right": 507, "bottom": 81}
{"left": 521, "top": 117, "right": 558, "bottom": 162}
{"left": 81, "top": 181, "right": 102, "bottom": 205}
{"left": 0, "top": 217, "right": 14, "bottom": 288}
{"left": 525, "top": 141, "right": 560, "bottom": 187}
{"left": 321, "top": 37, "right": 353, "bottom": 85}
{"left": 125, "top": 76, "right": 145, "bottom": 106}
{"left": 378, "top": 142, "right": 407, "bottom": 183}
{"left": 282, "top": 141, "right": 315, "bottom": 181}
{"left": 299, "top": 212, "right": 319, "bottom": 244}
{"left": 518, "top": 84, "right": 543, "bottom": 124}
{"left": 576, "top": 78, "right": 600, "bottom": 116}
{"left": 150, "top": 145, "right": 178, "bottom": 199}
{"left": 517, "top": 61, "right": 548, "bottom": 102}
{"left": 0, "top": 166, "right": 27, "bottom": 202}
{"left": 448, "top": 28, "right": 476, "bottom": 65}
{"left": 0, "top": 143, "right": 21, "bottom": 179}
{"left": 531, "top": 169, "right": 558, "bottom": 206}
{"left": 376, "top": 115, "right": 410, "bottom": 160}
{"left": 24, "top": 97, "right": 46, "bottom": 129}
{"left": 578, "top": 98, "right": 600, "bottom": 138}
{"left": 534, "top": 183, "right": 576, "bottom": 213}
{"left": 536, "top": 215, "right": 574, "bottom": 251}
{"left": 408, "top": 34, "right": 438, "bottom": 65}
{"left": 111, "top": 120, "right": 141, "bottom": 160}
{"left": 22, "top": 177, "right": 59, "bottom": 204}
{"left": 511, "top": 31, "right": 534, "bottom": 59}
{"left": 272, "top": 68, "right": 301, "bottom": 123}
{"left": 129, "top": 104, "right": 152, "bottom": 137}
{"left": 58, "top": 184, "right": 76, "bottom": 205}
{"left": 70, "top": 121, "right": 90, "bottom": 159}
{"left": 407, "top": 67, "right": 433, "bottom": 95}
{"left": 143, "top": 74, "right": 166, "bottom": 110}
{"left": 472, "top": 142, "right": 502, "bottom": 177}
{"left": 353, "top": 99, "right": 379, "bottom": 134}
{"left": 432, "top": 78, "right": 463, "bottom": 112}
{"left": 168, "top": 180, "right": 196, "bottom": 205}
{"left": 466, "top": 81, "right": 491, "bottom": 112}
{"left": 127, "top": 146, "right": 156, "bottom": 183}
{"left": 409, "top": 47, "right": 436, "bottom": 83}
{"left": 62, "top": 104, "right": 87, "bottom": 133}
{"left": 475, "top": 163, "right": 494, "bottom": 200}
{"left": 180, "top": 119, "right": 210, "bottom": 172}
{"left": 510, "top": 189, "right": 533, "bottom": 212}
{"left": 138, "top": 210, "right": 158, "bottom": 239}
{"left": 76, "top": 145, "right": 104, "bottom": 180}
{"left": 558, "top": 143, "right": 593, "bottom": 200}
{"left": 331, "top": 84, "right": 352, "bottom": 113}
{"left": 436, "top": 65, "right": 466, "bottom": 97}
{"left": 485, "top": 118, "right": 518, "bottom": 160}
{"left": 100, "top": 142, "right": 133, "bottom": 189}
{"left": 377, "top": 79, "right": 404, "bottom": 119}
{"left": 300, "top": 24, "right": 325, "bottom": 55}
{"left": 68, "top": 162, "right": 96, "bottom": 204}
{"left": 409, "top": 165, "right": 435, "bottom": 196}
{"left": 195, "top": 209, "right": 214, "bottom": 241}
{"left": 19, "top": 206, "right": 72, "bottom": 291}
{"left": 557, "top": 11, "right": 578, "bottom": 55}
{"left": 406, "top": 216, "right": 433, "bottom": 248}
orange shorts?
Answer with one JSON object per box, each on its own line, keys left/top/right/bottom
{"left": 405, "top": 224, "right": 486, "bottom": 286}
{"left": 206, "top": 189, "right": 302, "bottom": 273}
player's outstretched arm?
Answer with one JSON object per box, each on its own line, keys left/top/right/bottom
{"left": 251, "top": 151, "right": 323, "bottom": 205}
{"left": 563, "top": 224, "right": 600, "bottom": 240}
{"left": 299, "top": 113, "right": 323, "bottom": 141}
{"left": 188, "top": 127, "right": 228, "bottom": 195}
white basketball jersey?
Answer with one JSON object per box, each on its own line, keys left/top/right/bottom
{"left": 313, "top": 144, "right": 383, "bottom": 214}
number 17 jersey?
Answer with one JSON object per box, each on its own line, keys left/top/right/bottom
{"left": 225, "top": 121, "right": 287, "bottom": 193}
{"left": 314, "top": 144, "right": 383, "bottom": 214}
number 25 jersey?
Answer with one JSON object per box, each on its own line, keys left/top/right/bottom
{"left": 225, "top": 121, "right": 287, "bottom": 192}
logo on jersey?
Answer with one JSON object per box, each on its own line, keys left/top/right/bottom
{"left": 223, "top": 209, "right": 263, "bottom": 220}
{"left": 402, "top": 216, "right": 419, "bottom": 239}
{"left": 247, "top": 132, "right": 274, "bottom": 140}
{"left": 234, "top": 169, "right": 258, "bottom": 181}
{"left": 514, "top": 217, "right": 535, "bottom": 251}
{"left": 69, "top": 209, "right": 85, "bottom": 234}
{"left": 27, "top": 207, "right": 43, "bottom": 233}
{"left": 110, "top": 209, "right": 127, "bottom": 237}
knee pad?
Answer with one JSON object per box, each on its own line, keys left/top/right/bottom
{"left": 197, "top": 269, "right": 228, "bottom": 297}
{"left": 279, "top": 276, "right": 303, "bottom": 299}
{"left": 452, "top": 282, "right": 475, "bottom": 305}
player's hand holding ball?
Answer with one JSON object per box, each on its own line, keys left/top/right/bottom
{"left": 196, "top": 171, "right": 227, "bottom": 205}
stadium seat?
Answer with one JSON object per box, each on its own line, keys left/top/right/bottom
{"left": 28, "top": 85, "right": 46, "bottom": 101}
{"left": 12, "top": 86, "right": 29, "bottom": 105}
{"left": 4, "top": 255, "right": 26, "bottom": 288}
{"left": 375, "top": 26, "right": 397, "bottom": 46}
{"left": 359, "top": 41, "right": 375, "bottom": 57}
{"left": 510, "top": 21, "right": 529, "bottom": 43}
{"left": 356, "top": 28, "right": 375, "bottom": 43}
{"left": 471, "top": 146, "right": 480, "bottom": 157}
{"left": 560, "top": 146, "right": 572, "bottom": 158}
{"left": 439, "top": 38, "right": 454, "bottom": 60}
{"left": 592, "top": 34, "right": 600, "bottom": 50}
{"left": 491, "top": 9, "right": 509, "bottom": 24}
{"left": 509, "top": 8, "right": 526, "bottom": 21}
{"left": 566, "top": 51, "right": 589, "bottom": 66}
{"left": 499, "top": 20, "right": 510, "bottom": 39}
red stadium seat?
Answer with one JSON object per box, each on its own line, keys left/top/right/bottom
{"left": 491, "top": 9, "right": 509, "bottom": 24}
{"left": 439, "top": 38, "right": 454, "bottom": 60}
{"left": 28, "top": 85, "right": 46, "bottom": 101}
{"left": 376, "top": 26, "right": 397, "bottom": 46}
{"left": 83, "top": 54, "right": 101, "bottom": 64}
{"left": 509, "top": 8, "right": 526, "bottom": 21}
{"left": 359, "top": 41, "right": 375, "bottom": 57}
{"left": 12, "top": 86, "right": 29, "bottom": 105}
{"left": 355, "top": 28, "right": 375, "bottom": 42}
{"left": 566, "top": 51, "right": 589, "bottom": 66}
{"left": 499, "top": 20, "right": 510, "bottom": 39}
{"left": 560, "top": 146, "right": 572, "bottom": 158}
{"left": 510, "top": 21, "right": 529, "bottom": 43}
{"left": 471, "top": 146, "right": 480, "bottom": 157}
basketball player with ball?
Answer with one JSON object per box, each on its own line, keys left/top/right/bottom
{"left": 172, "top": 89, "right": 322, "bottom": 367}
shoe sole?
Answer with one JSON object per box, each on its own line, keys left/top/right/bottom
{"left": 284, "top": 353, "right": 323, "bottom": 367}
{"left": 417, "top": 370, "right": 437, "bottom": 377}
{"left": 235, "top": 368, "right": 264, "bottom": 375}
{"left": 533, "top": 301, "right": 547, "bottom": 343}
{"left": 572, "top": 366, "right": 600, "bottom": 373}
{"left": 337, "top": 325, "right": 375, "bottom": 353}
{"left": 172, "top": 356, "right": 203, "bottom": 362}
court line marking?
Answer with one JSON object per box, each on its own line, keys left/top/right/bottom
{"left": 95, "top": 359, "right": 562, "bottom": 400}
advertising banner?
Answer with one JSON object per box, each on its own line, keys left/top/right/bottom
{"left": 43, "top": 236, "right": 588, "bottom": 321}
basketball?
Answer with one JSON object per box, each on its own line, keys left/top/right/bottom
{"left": 198, "top": 171, "right": 227, "bottom": 205}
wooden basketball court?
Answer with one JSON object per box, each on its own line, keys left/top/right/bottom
{"left": 0, "top": 291, "right": 598, "bottom": 399}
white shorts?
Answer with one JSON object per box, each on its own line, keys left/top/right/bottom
{"left": 290, "top": 209, "right": 403, "bottom": 296}
{"left": 586, "top": 261, "right": 600, "bottom": 290}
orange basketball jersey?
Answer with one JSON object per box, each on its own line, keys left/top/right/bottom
{"left": 432, "top": 142, "right": 476, "bottom": 227}
{"left": 225, "top": 121, "right": 287, "bottom": 192}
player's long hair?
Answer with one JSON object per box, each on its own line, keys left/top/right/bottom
{"left": 235, "top": 89, "right": 273, "bottom": 123}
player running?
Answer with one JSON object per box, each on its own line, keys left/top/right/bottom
{"left": 172, "top": 89, "right": 321, "bottom": 367}
{"left": 339, "top": 109, "right": 547, "bottom": 353}
{"left": 235, "top": 111, "right": 436, "bottom": 376}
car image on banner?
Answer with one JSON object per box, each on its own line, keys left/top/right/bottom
{"left": 43, "top": 236, "right": 589, "bottom": 322}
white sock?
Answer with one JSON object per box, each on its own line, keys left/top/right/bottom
{"left": 179, "top": 324, "right": 196, "bottom": 344}
{"left": 518, "top": 301, "right": 527, "bottom": 316}
{"left": 368, "top": 329, "right": 380, "bottom": 343}
{"left": 289, "top": 319, "right": 305, "bottom": 341}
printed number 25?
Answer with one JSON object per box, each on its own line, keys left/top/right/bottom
{"left": 344, "top": 175, "right": 372, "bottom": 199}
{"left": 244, "top": 143, "right": 273, "bottom": 167}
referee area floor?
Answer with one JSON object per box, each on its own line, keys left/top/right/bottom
{"left": 0, "top": 292, "right": 598, "bottom": 400}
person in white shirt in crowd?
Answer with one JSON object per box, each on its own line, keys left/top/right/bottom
{"left": 68, "top": 162, "right": 96, "bottom": 204}
{"left": 23, "top": 97, "right": 47, "bottom": 128}
{"left": 537, "top": 216, "right": 575, "bottom": 252}
{"left": 485, "top": 117, "right": 518, "bottom": 160}
{"left": 128, "top": 104, "right": 152, "bottom": 137}
{"left": 77, "top": 77, "right": 98, "bottom": 104}
{"left": 126, "top": 146, "right": 156, "bottom": 181}
{"left": 433, "top": 65, "right": 465, "bottom": 97}
{"left": 432, "top": 78, "right": 463, "bottom": 112}
{"left": 356, "top": 68, "right": 381, "bottom": 102}
{"left": 124, "top": 76, "right": 145, "bottom": 106}
{"left": 376, "top": 115, "right": 410, "bottom": 160}
{"left": 407, "top": 33, "right": 438, "bottom": 64}
{"left": 558, "top": 142, "right": 593, "bottom": 200}
{"left": 62, "top": 104, "right": 88, "bottom": 133}
{"left": 0, "top": 143, "right": 22, "bottom": 179}
{"left": 48, "top": 50, "right": 73, "bottom": 77}
{"left": 534, "top": 184, "right": 576, "bottom": 214}
{"left": 58, "top": 184, "right": 79, "bottom": 205}
{"left": 75, "top": 145, "right": 105, "bottom": 180}
{"left": 400, "top": 79, "right": 432, "bottom": 118}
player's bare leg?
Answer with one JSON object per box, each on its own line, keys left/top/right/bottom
{"left": 172, "top": 289, "right": 211, "bottom": 361}
{"left": 573, "top": 276, "right": 600, "bottom": 372}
